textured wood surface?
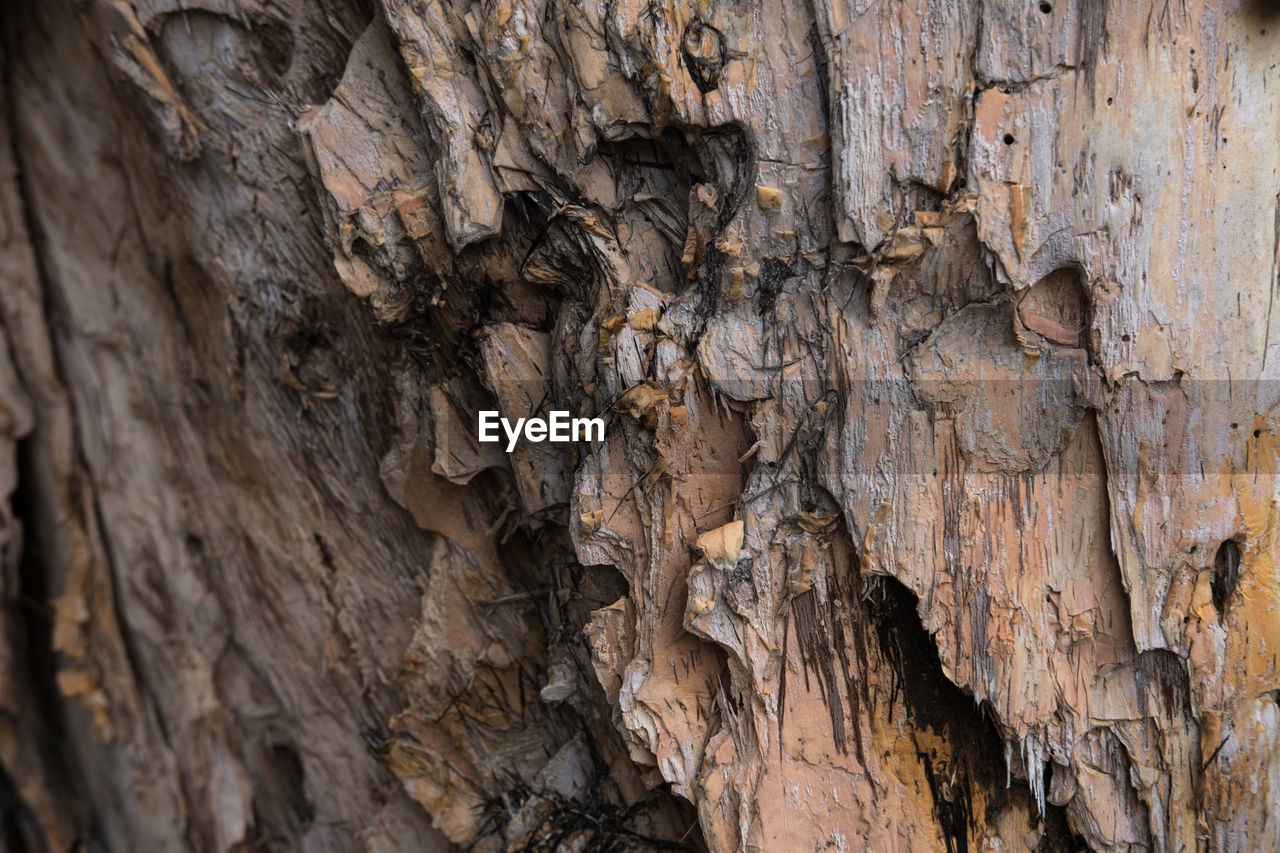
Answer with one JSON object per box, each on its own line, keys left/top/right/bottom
{"left": 2, "top": 1, "right": 1279, "bottom": 851}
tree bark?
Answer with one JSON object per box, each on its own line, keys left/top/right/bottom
{"left": 1, "top": 0, "right": 1277, "bottom": 851}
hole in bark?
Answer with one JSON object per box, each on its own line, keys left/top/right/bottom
{"left": 1003, "top": 133, "right": 1016, "bottom": 145}
{"left": 1212, "top": 539, "right": 1242, "bottom": 616}
{"left": 1017, "top": 267, "right": 1089, "bottom": 346}
{"left": 250, "top": 741, "right": 314, "bottom": 844}
{"left": 1039, "top": 2, "right": 1053, "bottom": 13}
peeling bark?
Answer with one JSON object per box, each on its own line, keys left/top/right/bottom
{"left": 2, "top": 0, "right": 1279, "bottom": 851}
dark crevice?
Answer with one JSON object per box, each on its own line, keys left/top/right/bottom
{"left": 2, "top": 19, "right": 95, "bottom": 846}
{"left": 247, "top": 740, "right": 314, "bottom": 850}
{"left": 805, "top": 16, "right": 832, "bottom": 132}
{"left": 346, "top": 190, "right": 557, "bottom": 386}
{"left": 478, "top": 766, "right": 701, "bottom": 853}
{"left": 868, "top": 574, "right": 1093, "bottom": 853}
{"left": 958, "top": 0, "right": 983, "bottom": 196}
{"left": 0, "top": 759, "right": 43, "bottom": 853}
{"left": 460, "top": 527, "right": 709, "bottom": 852}
{"left": 1212, "top": 538, "right": 1241, "bottom": 617}
{"left": 755, "top": 257, "right": 792, "bottom": 318}
{"left": 2, "top": 439, "right": 67, "bottom": 853}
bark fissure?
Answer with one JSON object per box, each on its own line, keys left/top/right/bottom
{"left": 2, "top": 0, "right": 1277, "bottom": 850}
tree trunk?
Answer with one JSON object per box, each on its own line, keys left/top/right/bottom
{"left": 1, "top": 0, "right": 1276, "bottom": 850}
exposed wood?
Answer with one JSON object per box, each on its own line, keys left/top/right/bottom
{"left": 2, "top": 0, "right": 1279, "bottom": 851}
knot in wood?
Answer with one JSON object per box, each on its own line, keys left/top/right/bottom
{"left": 682, "top": 21, "right": 725, "bottom": 93}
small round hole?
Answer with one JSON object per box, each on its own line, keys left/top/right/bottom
{"left": 1231, "top": 422, "right": 1239, "bottom": 430}
{"left": 1106, "top": 97, "right": 1114, "bottom": 106}
{"left": 1121, "top": 333, "right": 1131, "bottom": 342}
{"left": 1253, "top": 429, "right": 1261, "bottom": 438}
{"left": 1039, "top": 1, "right": 1052, "bottom": 12}
{"left": 1002, "top": 133, "right": 1015, "bottom": 145}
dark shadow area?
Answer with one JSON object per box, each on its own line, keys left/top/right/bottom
{"left": 867, "top": 574, "right": 1093, "bottom": 853}
{"left": 1212, "top": 538, "right": 1241, "bottom": 617}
